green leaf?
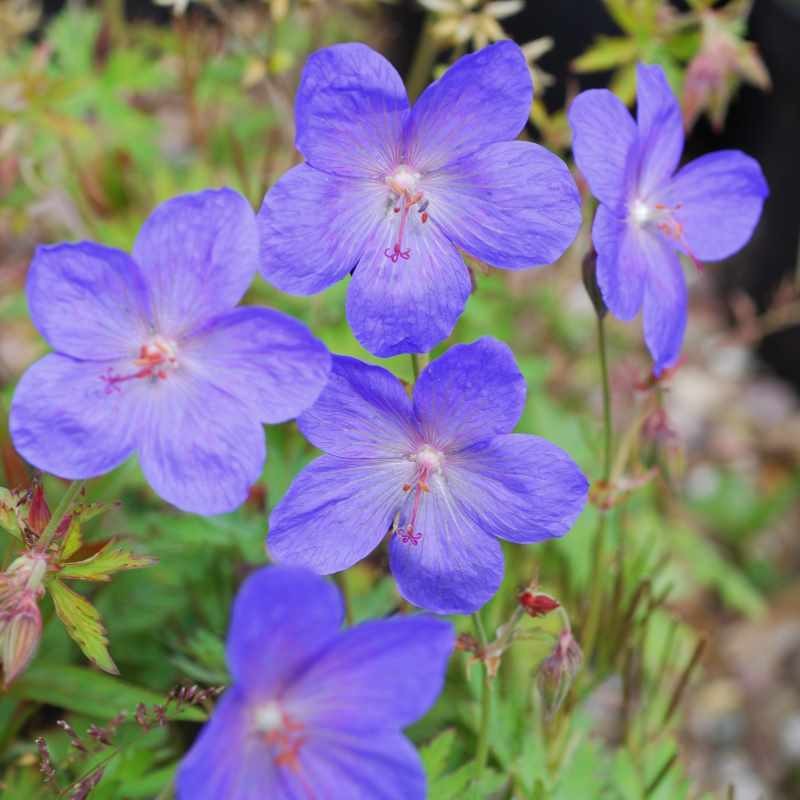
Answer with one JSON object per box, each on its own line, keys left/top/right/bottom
{"left": 61, "top": 516, "right": 83, "bottom": 559}
{"left": 10, "top": 664, "right": 206, "bottom": 722}
{"left": 49, "top": 578, "right": 118, "bottom": 674}
{"left": 60, "top": 539, "right": 157, "bottom": 582}
{"left": 602, "top": 0, "right": 640, "bottom": 34}
{"left": 572, "top": 36, "right": 639, "bottom": 73}
{"left": 422, "top": 729, "right": 481, "bottom": 800}
{"left": 0, "top": 487, "right": 21, "bottom": 540}
{"left": 429, "top": 762, "right": 474, "bottom": 800}
{"left": 421, "top": 729, "right": 458, "bottom": 782}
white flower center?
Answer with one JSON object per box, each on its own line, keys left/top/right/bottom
{"left": 387, "top": 165, "right": 421, "bottom": 195}
{"left": 413, "top": 444, "right": 444, "bottom": 474}
{"left": 254, "top": 701, "right": 284, "bottom": 733}
{"left": 630, "top": 199, "right": 653, "bottom": 226}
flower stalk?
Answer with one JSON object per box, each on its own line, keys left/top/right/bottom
{"left": 472, "top": 610, "right": 492, "bottom": 784}
{"left": 581, "top": 296, "right": 614, "bottom": 668}
{"left": 38, "top": 479, "right": 85, "bottom": 548}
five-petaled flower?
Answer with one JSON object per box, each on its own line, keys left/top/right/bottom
{"left": 258, "top": 41, "right": 581, "bottom": 358}
{"left": 568, "top": 63, "right": 768, "bottom": 375}
{"left": 10, "top": 189, "right": 330, "bottom": 515}
{"left": 177, "top": 565, "right": 454, "bottom": 800}
{"left": 267, "top": 338, "right": 588, "bottom": 614}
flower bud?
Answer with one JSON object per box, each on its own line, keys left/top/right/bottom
{"left": 1, "top": 593, "right": 42, "bottom": 687}
{"left": 537, "top": 629, "right": 582, "bottom": 716}
{"left": 581, "top": 250, "right": 607, "bottom": 319}
{"left": 0, "top": 552, "right": 48, "bottom": 687}
{"left": 26, "top": 482, "right": 51, "bottom": 537}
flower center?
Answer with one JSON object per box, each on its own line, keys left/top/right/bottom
{"left": 628, "top": 198, "right": 704, "bottom": 271}
{"left": 101, "top": 334, "right": 179, "bottom": 394}
{"left": 398, "top": 445, "right": 444, "bottom": 546}
{"left": 253, "top": 701, "right": 307, "bottom": 772}
{"left": 630, "top": 199, "right": 653, "bottom": 226}
{"left": 384, "top": 165, "right": 429, "bottom": 264}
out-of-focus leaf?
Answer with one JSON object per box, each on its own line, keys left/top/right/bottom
{"left": 10, "top": 664, "right": 206, "bottom": 721}
{"left": 603, "top": 0, "right": 640, "bottom": 33}
{"left": 572, "top": 36, "right": 638, "bottom": 73}
{"left": 422, "top": 729, "right": 478, "bottom": 799}
{"left": 609, "top": 62, "right": 639, "bottom": 104}
{"left": 49, "top": 578, "right": 118, "bottom": 674}
{"left": 60, "top": 539, "right": 156, "bottom": 582}
{"left": 671, "top": 527, "right": 766, "bottom": 616}
{"left": 421, "top": 728, "right": 458, "bottom": 782}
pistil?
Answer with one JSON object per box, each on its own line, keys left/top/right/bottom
{"left": 384, "top": 166, "right": 429, "bottom": 264}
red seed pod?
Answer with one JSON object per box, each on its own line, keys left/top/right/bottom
{"left": 518, "top": 590, "right": 560, "bottom": 618}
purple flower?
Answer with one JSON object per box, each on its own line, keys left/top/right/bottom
{"left": 177, "top": 565, "right": 454, "bottom": 800}
{"left": 569, "top": 63, "right": 768, "bottom": 375}
{"left": 10, "top": 189, "right": 330, "bottom": 515}
{"left": 258, "top": 41, "right": 581, "bottom": 358}
{"left": 268, "top": 338, "right": 588, "bottom": 614}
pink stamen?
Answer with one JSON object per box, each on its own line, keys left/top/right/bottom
{"left": 262, "top": 712, "right": 317, "bottom": 800}
{"left": 385, "top": 190, "right": 424, "bottom": 264}
{"left": 653, "top": 202, "right": 705, "bottom": 272}
{"left": 100, "top": 339, "right": 176, "bottom": 394}
{"left": 398, "top": 458, "right": 435, "bottom": 545}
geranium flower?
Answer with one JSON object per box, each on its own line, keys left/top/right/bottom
{"left": 177, "top": 565, "right": 454, "bottom": 800}
{"left": 569, "top": 63, "right": 768, "bottom": 374}
{"left": 10, "top": 189, "right": 330, "bottom": 515}
{"left": 258, "top": 41, "right": 581, "bottom": 357}
{"left": 268, "top": 338, "right": 588, "bottom": 614}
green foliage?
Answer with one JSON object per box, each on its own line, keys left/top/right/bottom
{"left": 49, "top": 579, "right": 119, "bottom": 675}
{"left": 10, "top": 665, "right": 205, "bottom": 722}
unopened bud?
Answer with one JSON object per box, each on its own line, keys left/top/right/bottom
{"left": 581, "top": 250, "right": 607, "bottom": 319}
{"left": 26, "top": 483, "right": 51, "bottom": 537}
{"left": 1, "top": 593, "right": 42, "bottom": 687}
{"left": 0, "top": 552, "right": 48, "bottom": 686}
{"left": 518, "top": 590, "right": 560, "bottom": 618}
{"left": 537, "top": 630, "right": 582, "bottom": 716}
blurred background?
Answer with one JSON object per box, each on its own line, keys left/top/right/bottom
{"left": 1, "top": 1, "right": 799, "bottom": 798}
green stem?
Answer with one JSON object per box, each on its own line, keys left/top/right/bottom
{"left": 581, "top": 314, "right": 614, "bottom": 667}
{"left": 472, "top": 611, "right": 492, "bottom": 784}
{"left": 406, "top": 21, "right": 440, "bottom": 101}
{"left": 39, "top": 480, "right": 85, "bottom": 548}
{"left": 597, "top": 313, "right": 613, "bottom": 482}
